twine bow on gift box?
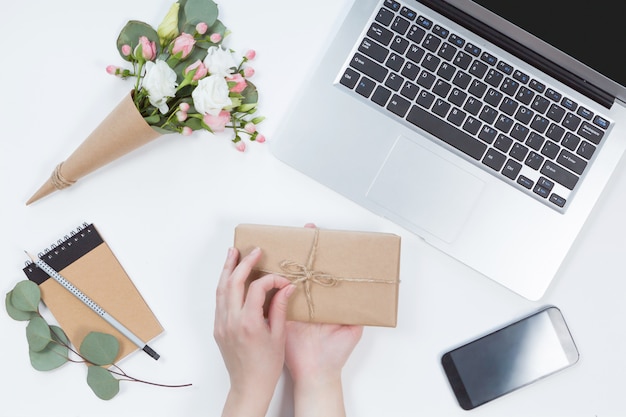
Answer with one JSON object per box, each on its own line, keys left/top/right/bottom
{"left": 259, "top": 229, "right": 397, "bottom": 320}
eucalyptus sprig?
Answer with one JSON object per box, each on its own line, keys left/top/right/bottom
{"left": 5, "top": 280, "right": 191, "bottom": 400}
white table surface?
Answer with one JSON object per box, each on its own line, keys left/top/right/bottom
{"left": 2, "top": 0, "right": 625, "bottom": 416}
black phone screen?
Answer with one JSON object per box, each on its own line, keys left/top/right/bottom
{"left": 441, "top": 306, "right": 579, "bottom": 410}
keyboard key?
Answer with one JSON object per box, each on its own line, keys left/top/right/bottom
{"left": 480, "top": 52, "right": 497, "bottom": 66}
{"left": 376, "top": 7, "right": 395, "bottom": 26}
{"left": 546, "top": 123, "right": 565, "bottom": 142}
{"left": 448, "top": 88, "right": 467, "bottom": 106}
{"left": 484, "top": 88, "right": 503, "bottom": 107}
{"left": 422, "top": 53, "right": 441, "bottom": 72}
{"left": 452, "top": 71, "right": 471, "bottom": 89}
{"left": 355, "top": 76, "right": 376, "bottom": 97}
{"left": 557, "top": 149, "right": 587, "bottom": 175}
{"left": 549, "top": 194, "right": 566, "bottom": 207}
{"left": 593, "top": 115, "right": 610, "bottom": 129}
{"left": 483, "top": 148, "right": 507, "bottom": 171}
{"left": 400, "top": 6, "right": 417, "bottom": 20}
{"left": 495, "top": 114, "right": 514, "bottom": 133}
{"left": 541, "top": 160, "right": 579, "bottom": 190}
{"left": 541, "top": 140, "right": 560, "bottom": 159}
{"left": 351, "top": 53, "right": 388, "bottom": 82}
{"left": 513, "top": 70, "right": 530, "bottom": 84}
{"left": 432, "top": 24, "right": 450, "bottom": 38}
{"left": 447, "top": 107, "right": 467, "bottom": 126}
{"left": 577, "top": 106, "right": 593, "bottom": 120}
{"left": 400, "top": 81, "right": 419, "bottom": 100}
{"left": 469, "top": 60, "right": 488, "bottom": 78}
{"left": 407, "top": 26, "right": 426, "bottom": 45}
{"left": 385, "top": 73, "right": 404, "bottom": 91}
{"left": 463, "top": 97, "right": 482, "bottom": 115}
{"left": 525, "top": 151, "right": 544, "bottom": 170}
{"left": 562, "top": 112, "right": 582, "bottom": 131}
{"left": 561, "top": 132, "right": 580, "bottom": 151}
{"left": 500, "top": 77, "right": 520, "bottom": 96}
{"left": 416, "top": 90, "right": 435, "bottom": 108}
{"left": 406, "top": 44, "right": 426, "bottom": 63}
{"left": 384, "top": 0, "right": 401, "bottom": 12}
{"left": 514, "top": 106, "right": 534, "bottom": 125}
{"left": 485, "top": 69, "right": 504, "bottom": 87}
{"left": 416, "top": 15, "right": 432, "bottom": 29}
{"left": 468, "top": 79, "right": 488, "bottom": 98}
{"left": 499, "top": 97, "right": 519, "bottom": 116}
{"left": 561, "top": 97, "right": 578, "bottom": 111}
{"left": 478, "top": 126, "right": 498, "bottom": 144}
{"left": 494, "top": 134, "right": 513, "bottom": 152}
{"left": 464, "top": 42, "right": 481, "bottom": 56}
{"left": 453, "top": 51, "right": 472, "bottom": 70}
{"left": 372, "top": 85, "right": 392, "bottom": 106}
{"left": 515, "top": 86, "right": 535, "bottom": 105}
{"left": 576, "top": 141, "right": 596, "bottom": 160}
{"left": 547, "top": 104, "right": 566, "bottom": 123}
{"left": 578, "top": 121, "right": 604, "bottom": 144}
{"left": 517, "top": 175, "right": 534, "bottom": 189}
{"left": 545, "top": 88, "right": 562, "bottom": 102}
{"left": 433, "top": 79, "right": 452, "bottom": 97}
{"left": 432, "top": 99, "right": 451, "bottom": 117}
{"left": 529, "top": 79, "right": 545, "bottom": 93}
{"left": 385, "top": 53, "right": 405, "bottom": 71}
{"left": 526, "top": 132, "right": 545, "bottom": 150}
{"left": 387, "top": 94, "right": 411, "bottom": 117}
{"left": 463, "top": 116, "right": 482, "bottom": 136}
{"left": 391, "top": 16, "right": 411, "bottom": 35}
{"left": 502, "top": 159, "right": 522, "bottom": 180}
{"left": 417, "top": 70, "right": 436, "bottom": 89}
{"left": 359, "top": 38, "right": 389, "bottom": 63}
{"left": 479, "top": 105, "right": 498, "bottom": 124}
{"left": 367, "top": 23, "right": 394, "bottom": 45}
{"left": 449, "top": 34, "right": 465, "bottom": 48}
{"left": 533, "top": 183, "right": 550, "bottom": 198}
{"left": 406, "top": 105, "right": 487, "bottom": 160}
{"left": 437, "top": 62, "right": 456, "bottom": 81}
{"left": 340, "top": 68, "right": 360, "bottom": 89}
{"left": 530, "top": 115, "right": 549, "bottom": 133}
{"left": 509, "top": 142, "right": 529, "bottom": 161}
{"left": 497, "top": 61, "right": 513, "bottom": 75}
{"left": 531, "top": 95, "right": 550, "bottom": 114}
{"left": 510, "top": 123, "right": 529, "bottom": 141}
{"left": 422, "top": 34, "right": 441, "bottom": 52}
{"left": 391, "top": 36, "right": 410, "bottom": 54}
{"left": 438, "top": 42, "right": 457, "bottom": 61}
{"left": 401, "top": 62, "right": 420, "bottom": 80}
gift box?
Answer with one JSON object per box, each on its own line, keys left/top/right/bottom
{"left": 234, "top": 224, "right": 401, "bottom": 327}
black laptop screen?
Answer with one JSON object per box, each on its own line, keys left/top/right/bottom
{"left": 471, "top": 0, "right": 624, "bottom": 87}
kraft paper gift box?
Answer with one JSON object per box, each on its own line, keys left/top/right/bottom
{"left": 234, "top": 224, "right": 401, "bottom": 327}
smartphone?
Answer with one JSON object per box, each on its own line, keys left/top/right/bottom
{"left": 441, "top": 306, "right": 579, "bottom": 410}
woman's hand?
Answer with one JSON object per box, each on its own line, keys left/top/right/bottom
{"left": 214, "top": 246, "right": 296, "bottom": 417}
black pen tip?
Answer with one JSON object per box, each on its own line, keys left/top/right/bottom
{"left": 143, "top": 345, "right": 160, "bottom": 360}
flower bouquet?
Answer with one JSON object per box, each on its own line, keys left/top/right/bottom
{"left": 27, "top": 0, "right": 264, "bottom": 205}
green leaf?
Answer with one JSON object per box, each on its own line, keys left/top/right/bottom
{"left": 26, "top": 316, "right": 51, "bottom": 352}
{"left": 80, "top": 332, "right": 120, "bottom": 366}
{"left": 240, "top": 81, "right": 259, "bottom": 105}
{"left": 117, "top": 20, "right": 160, "bottom": 61}
{"left": 29, "top": 327, "right": 69, "bottom": 371}
{"left": 87, "top": 366, "right": 120, "bottom": 400}
{"left": 10, "top": 280, "right": 41, "bottom": 312}
{"left": 5, "top": 291, "right": 36, "bottom": 321}
{"left": 180, "top": 0, "right": 218, "bottom": 33}
{"left": 251, "top": 116, "right": 265, "bottom": 125}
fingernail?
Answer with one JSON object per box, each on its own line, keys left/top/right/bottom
{"left": 251, "top": 247, "right": 261, "bottom": 255}
{"left": 285, "top": 284, "right": 297, "bottom": 298}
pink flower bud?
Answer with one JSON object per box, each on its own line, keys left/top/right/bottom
{"left": 255, "top": 133, "right": 266, "bottom": 143}
{"left": 172, "top": 33, "right": 196, "bottom": 58}
{"left": 244, "top": 49, "right": 256, "bottom": 60}
{"left": 106, "top": 65, "right": 119, "bottom": 75}
{"left": 196, "top": 22, "right": 208, "bottom": 35}
{"left": 176, "top": 111, "right": 188, "bottom": 122}
{"left": 210, "top": 33, "right": 222, "bottom": 43}
{"left": 227, "top": 73, "right": 247, "bottom": 93}
{"left": 244, "top": 122, "right": 256, "bottom": 133}
{"left": 184, "top": 59, "right": 208, "bottom": 80}
{"left": 121, "top": 44, "right": 132, "bottom": 56}
{"left": 236, "top": 141, "right": 246, "bottom": 152}
{"left": 182, "top": 126, "right": 193, "bottom": 136}
{"left": 136, "top": 36, "right": 157, "bottom": 61}
{"left": 243, "top": 67, "right": 255, "bottom": 78}
{"left": 179, "top": 102, "right": 190, "bottom": 112}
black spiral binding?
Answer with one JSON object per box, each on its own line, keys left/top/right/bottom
{"left": 23, "top": 223, "right": 104, "bottom": 285}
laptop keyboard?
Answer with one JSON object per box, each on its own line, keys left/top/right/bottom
{"left": 337, "top": 0, "right": 612, "bottom": 211}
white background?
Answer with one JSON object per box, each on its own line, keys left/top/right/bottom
{"left": 1, "top": 0, "right": 625, "bottom": 416}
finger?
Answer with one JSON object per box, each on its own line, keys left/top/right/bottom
{"left": 215, "top": 247, "right": 239, "bottom": 312}
{"left": 267, "top": 283, "right": 296, "bottom": 336}
{"left": 243, "top": 273, "right": 291, "bottom": 319}
{"left": 228, "top": 247, "right": 263, "bottom": 307}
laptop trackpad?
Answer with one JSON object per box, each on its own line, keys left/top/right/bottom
{"left": 366, "top": 136, "right": 485, "bottom": 243}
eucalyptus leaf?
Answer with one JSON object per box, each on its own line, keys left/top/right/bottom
{"left": 49, "top": 325, "right": 69, "bottom": 346}
{"left": 26, "top": 316, "right": 51, "bottom": 352}
{"left": 10, "top": 280, "right": 41, "bottom": 312}
{"left": 117, "top": 20, "right": 160, "bottom": 61}
{"left": 240, "top": 82, "right": 258, "bottom": 105}
{"left": 181, "top": 0, "right": 218, "bottom": 33}
{"left": 80, "top": 332, "right": 120, "bottom": 366}
{"left": 5, "top": 291, "right": 36, "bottom": 321}
{"left": 29, "top": 335, "right": 69, "bottom": 371}
{"left": 87, "top": 366, "right": 120, "bottom": 400}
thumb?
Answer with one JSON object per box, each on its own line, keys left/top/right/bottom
{"left": 267, "top": 284, "right": 296, "bottom": 334}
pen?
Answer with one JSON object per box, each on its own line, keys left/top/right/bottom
{"left": 25, "top": 251, "right": 160, "bottom": 360}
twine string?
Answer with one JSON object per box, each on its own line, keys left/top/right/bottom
{"left": 50, "top": 162, "right": 76, "bottom": 190}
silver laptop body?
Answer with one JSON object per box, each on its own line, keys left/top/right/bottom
{"left": 270, "top": 0, "right": 626, "bottom": 300}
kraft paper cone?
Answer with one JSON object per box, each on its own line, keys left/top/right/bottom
{"left": 26, "top": 92, "right": 161, "bottom": 205}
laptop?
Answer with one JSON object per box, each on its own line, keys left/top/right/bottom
{"left": 270, "top": 0, "right": 626, "bottom": 300}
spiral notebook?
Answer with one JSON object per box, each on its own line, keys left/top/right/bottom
{"left": 22, "top": 223, "right": 163, "bottom": 362}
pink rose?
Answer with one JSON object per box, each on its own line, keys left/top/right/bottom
{"left": 227, "top": 73, "right": 247, "bottom": 93}
{"left": 203, "top": 110, "right": 231, "bottom": 132}
{"left": 172, "top": 33, "right": 196, "bottom": 58}
{"left": 185, "top": 59, "right": 208, "bottom": 80}
{"left": 135, "top": 36, "right": 157, "bottom": 61}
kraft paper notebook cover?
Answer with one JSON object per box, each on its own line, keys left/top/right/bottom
{"left": 23, "top": 223, "right": 163, "bottom": 362}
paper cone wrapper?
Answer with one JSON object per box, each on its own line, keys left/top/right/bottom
{"left": 26, "top": 92, "right": 161, "bottom": 205}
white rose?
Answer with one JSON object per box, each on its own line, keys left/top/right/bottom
{"left": 203, "top": 46, "right": 237, "bottom": 77}
{"left": 142, "top": 60, "right": 178, "bottom": 114}
{"left": 192, "top": 74, "right": 232, "bottom": 116}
